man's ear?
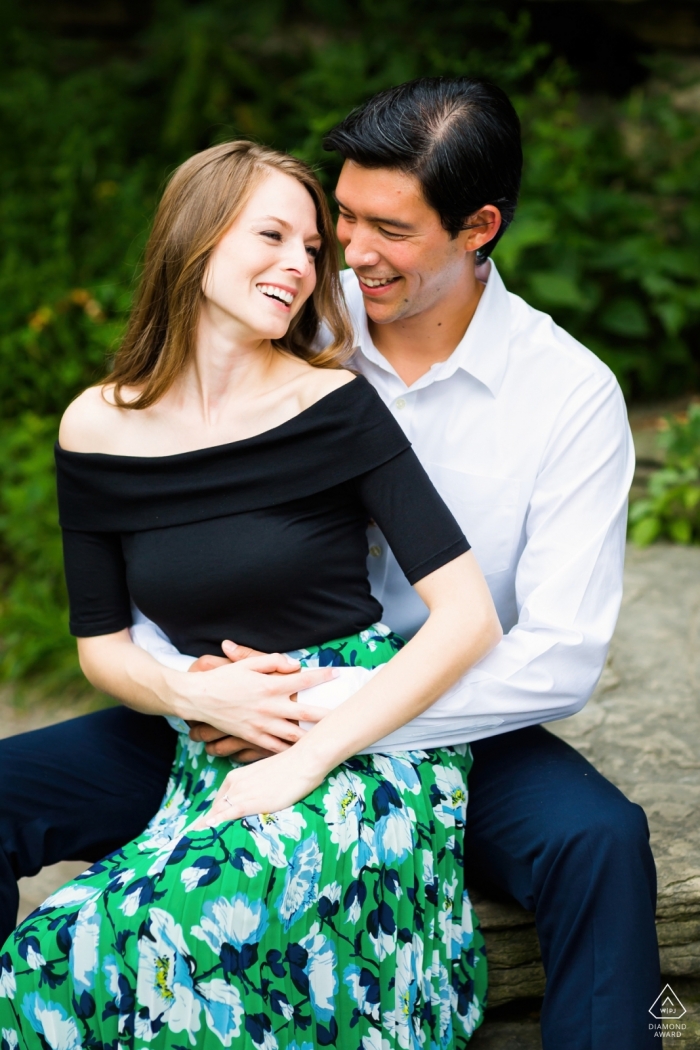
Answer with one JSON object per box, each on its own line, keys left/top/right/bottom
{"left": 459, "top": 205, "right": 502, "bottom": 255}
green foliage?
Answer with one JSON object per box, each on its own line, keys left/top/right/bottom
{"left": 0, "top": 0, "right": 548, "bottom": 420}
{"left": 629, "top": 405, "right": 700, "bottom": 546}
{"left": 0, "top": 414, "right": 86, "bottom": 691}
{"left": 2, "top": 0, "right": 700, "bottom": 689}
{"left": 497, "top": 63, "right": 700, "bottom": 400}
{"left": 1, "top": 2, "right": 698, "bottom": 420}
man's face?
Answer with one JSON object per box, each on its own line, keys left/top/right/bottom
{"left": 335, "top": 160, "right": 470, "bottom": 325}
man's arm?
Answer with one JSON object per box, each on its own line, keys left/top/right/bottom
{"left": 407, "top": 368, "right": 634, "bottom": 737}
{"left": 128, "top": 617, "right": 332, "bottom": 756}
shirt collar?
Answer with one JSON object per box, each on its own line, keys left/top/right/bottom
{"left": 348, "top": 258, "right": 511, "bottom": 398}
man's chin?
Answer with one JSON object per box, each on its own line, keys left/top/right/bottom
{"left": 362, "top": 297, "right": 406, "bottom": 326}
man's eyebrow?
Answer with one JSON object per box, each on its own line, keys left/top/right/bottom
{"left": 333, "top": 194, "right": 415, "bottom": 231}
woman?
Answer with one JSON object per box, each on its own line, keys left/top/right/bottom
{"left": 0, "top": 141, "right": 501, "bottom": 1049}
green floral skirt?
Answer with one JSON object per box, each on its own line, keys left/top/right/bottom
{"left": 0, "top": 625, "right": 487, "bottom": 1049}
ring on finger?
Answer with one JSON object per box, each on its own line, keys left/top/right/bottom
{"left": 223, "top": 793, "right": 233, "bottom": 806}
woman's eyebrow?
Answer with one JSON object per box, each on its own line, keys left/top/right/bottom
{"left": 257, "top": 214, "right": 292, "bottom": 229}
{"left": 256, "top": 215, "right": 322, "bottom": 240}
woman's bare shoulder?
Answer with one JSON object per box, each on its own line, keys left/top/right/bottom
{"left": 58, "top": 385, "right": 130, "bottom": 453}
{"left": 297, "top": 366, "right": 357, "bottom": 410}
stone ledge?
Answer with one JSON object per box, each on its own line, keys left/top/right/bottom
{"left": 468, "top": 545, "right": 700, "bottom": 1014}
{"left": 467, "top": 890, "right": 545, "bottom": 1008}
{"left": 471, "top": 894, "right": 700, "bottom": 1007}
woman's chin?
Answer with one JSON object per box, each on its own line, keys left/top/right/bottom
{"left": 256, "top": 319, "right": 293, "bottom": 342}
{"left": 248, "top": 305, "right": 295, "bottom": 340}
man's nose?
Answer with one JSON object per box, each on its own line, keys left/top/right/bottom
{"left": 343, "top": 229, "right": 382, "bottom": 270}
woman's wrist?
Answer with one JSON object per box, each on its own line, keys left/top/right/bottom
{"left": 292, "top": 730, "right": 343, "bottom": 782}
{"left": 160, "top": 665, "right": 200, "bottom": 720}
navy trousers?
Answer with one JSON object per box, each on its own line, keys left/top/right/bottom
{"left": 0, "top": 710, "right": 659, "bottom": 1049}
{"left": 466, "top": 726, "right": 659, "bottom": 1049}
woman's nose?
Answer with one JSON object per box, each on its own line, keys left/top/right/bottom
{"left": 283, "top": 238, "right": 314, "bottom": 276}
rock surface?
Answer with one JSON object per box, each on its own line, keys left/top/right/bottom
{"left": 467, "top": 891, "right": 545, "bottom": 1009}
{"left": 16, "top": 861, "right": 88, "bottom": 926}
{"left": 470, "top": 543, "right": 700, "bottom": 1046}
{"left": 553, "top": 544, "right": 700, "bottom": 983}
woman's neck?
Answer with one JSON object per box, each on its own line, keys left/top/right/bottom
{"left": 175, "top": 303, "right": 284, "bottom": 429}
{"left": 188, "top": 304, "right": 279, "bottom": 413}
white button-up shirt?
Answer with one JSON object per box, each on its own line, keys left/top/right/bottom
{"left": 336, "top": 261, "right": 634, "bottom": 741}
{"left": 131, "top": 261, "right": 634, "bottom": 747}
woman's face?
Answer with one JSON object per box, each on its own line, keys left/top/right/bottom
{"left": 202, "top": 169, "right": 322, "bottom": 342}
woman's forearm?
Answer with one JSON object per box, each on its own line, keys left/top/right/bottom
{"left": 78, "top": 630, "right": 195, "bottom": 718}
{"left": 293, "top": 552, "right": 502, "bottom": 774}
{"left": 77, "top": 630, "right": 339, "bottom": 750}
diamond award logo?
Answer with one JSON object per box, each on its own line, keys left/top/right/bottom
{"left": 649, "top": 984, "right": 686, "bottom": 1021}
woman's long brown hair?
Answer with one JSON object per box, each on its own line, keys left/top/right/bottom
{"left": 106, "top": 141, "right": 353, "bottom": 409}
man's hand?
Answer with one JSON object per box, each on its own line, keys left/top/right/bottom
{"left": 188, "top": 649, "right": 271, "bottom": 759}
{"left": 184, "top": 642, "right": 327, "bottom": 759}
{"left": 186, "top": 722, "right": 273, "bottom": 762}
{"left": 189, "top": 654, "right": 230, "bottom": 673}
{"left": 187, "top": 641, "right": 266, "bottom": 675}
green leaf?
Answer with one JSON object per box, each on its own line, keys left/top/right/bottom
{"left": 628, "top": 498, "right": 654, "bottom": 522}
{"left": 669, "top": 518, "right": 693, "bottom": 544}
{"left": 528, "top": 271, "right": 591, "bottom": 310}
{"left": 491, "top": 211, "right": 555, "bottom": 277}
{"left": 630, "top": 516, "right": 661, "bottom": 547}
{"left": 684, "top": 486, "right": 700, "bottom": 510}
{"left": 600, "top": 297, "right": 650, "bottom": 338}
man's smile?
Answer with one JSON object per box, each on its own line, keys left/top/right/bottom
{"left": 356, "top": 274, "right": 402, "bottom": 296}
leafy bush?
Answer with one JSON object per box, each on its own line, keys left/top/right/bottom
{"left": 0, "top": 414, "right": 87, "bottom": 692}
{"left": 499, "top": 63, "right": 700, "bottom": 401}
{"left": 0, "top": 1, "right": 544, "bottom": 422}
{"left": 629, "top": 404, "right": 700, "bottom": 546}
{"left": 2, "top": 3, "right": 699, "bottom": 419}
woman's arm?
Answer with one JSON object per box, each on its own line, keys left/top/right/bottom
{"left": 298, "top": 551, "right": 501, "bottom": 763}
{"left": 77, "top": 630, "right": 337, "bottom": 753}
{"left": 198, "top": 550, "right": 501, "bottom": 825}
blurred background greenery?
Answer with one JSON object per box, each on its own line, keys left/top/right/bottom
{"left": 3, "top": 0, "right": 700, "bottom": 694}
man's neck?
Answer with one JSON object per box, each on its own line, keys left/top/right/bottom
{"left": 367, "top": 270, "right": 484, "bottom": 387}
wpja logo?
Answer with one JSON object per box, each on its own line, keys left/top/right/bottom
{"left": 649, "top": 984, "right": 687, "bottom": 1039}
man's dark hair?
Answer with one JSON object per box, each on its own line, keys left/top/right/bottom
{"left": 323, "top": 77, "right": 522, "bottom": 258}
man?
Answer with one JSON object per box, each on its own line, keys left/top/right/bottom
{"left": 0, "top": 78, "right": 657, "bottom": 1048}
{"left": 145, "top": 78, "right": 659, "bottom": 1048}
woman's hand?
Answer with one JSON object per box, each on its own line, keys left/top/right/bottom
{"left": 76, "top": 632, "right": 337, "bottom": 752}
{"left": 190, "top": 748, "right": 326, "bottom": 827}
{"left": 186, "top": 644, "right": 295, "bottom": 761}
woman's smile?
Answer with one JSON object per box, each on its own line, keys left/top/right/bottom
{"left": 256, "top": 282, "right": 298, "bottom": 310}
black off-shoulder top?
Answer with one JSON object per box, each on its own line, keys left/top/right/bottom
{"left": 55, "top": 377, "right": 470, "bottom": 656}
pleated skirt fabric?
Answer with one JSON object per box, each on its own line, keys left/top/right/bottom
{"left": 0, "top": 625, "right": 487, "bottom": 1048}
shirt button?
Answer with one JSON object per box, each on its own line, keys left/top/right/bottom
{"left": 395, "top": 398, "right": 407, "bottom": 410}
{"left": 369, "top": 544, "right": 382, "bottom": 558}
